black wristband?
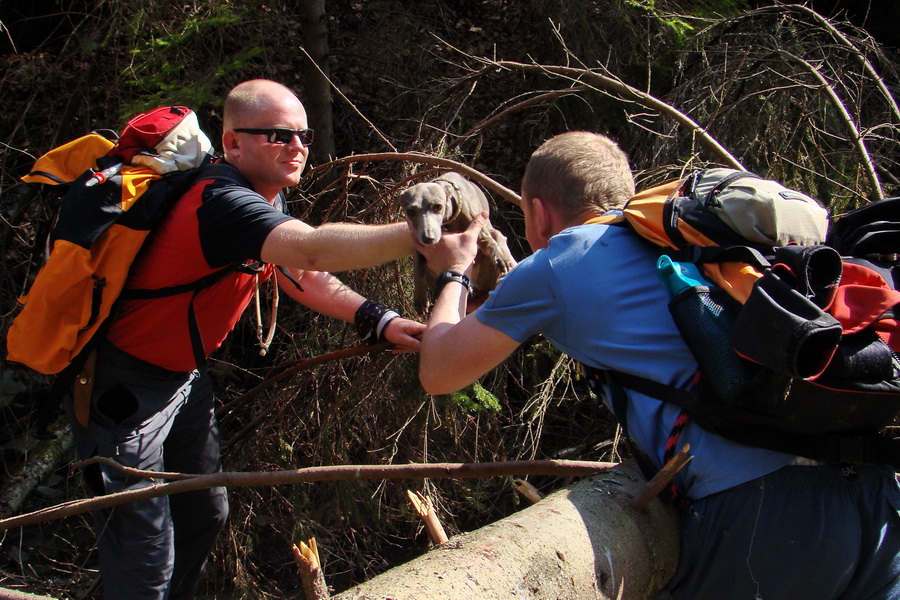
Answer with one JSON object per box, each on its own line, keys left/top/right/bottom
{"left": 355, "top": 299, "right": 401, "bottom": 344}
{"left": 435, "top": 270, "right": 473, "bottom": 297}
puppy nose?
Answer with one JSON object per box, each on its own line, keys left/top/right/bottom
{"left": 421, "top": 235, "right": 438, "bottom": 245}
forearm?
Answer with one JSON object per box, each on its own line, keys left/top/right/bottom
{"left": 420, "top": 281, "right": 468, "bottom": 393}
{"left": 279, "top": 268, "right": 366, "bottom": 322}
{"left": 278, "top": 269, "right": 424, "bottom": 352}
{"left": 262, "top": 221, "right": 415, "bottom": 272}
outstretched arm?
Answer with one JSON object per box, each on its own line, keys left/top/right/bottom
{"left": 261, "top": 220, "right": 415, "bottom": 273}
{"left": 417, "top": 213, "right": 521, "bottom": 394}
{"left": 276, "top": 268, "right": 424, "bottom": 353}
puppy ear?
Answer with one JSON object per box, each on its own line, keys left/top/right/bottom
{"left": 395, "top": 188, "right": 411, "bottom": 209}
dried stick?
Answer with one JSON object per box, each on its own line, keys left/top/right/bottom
{"left": 513, "top": 479, "right": 544, "bottom": 504}
{"left": 315, "top": 152, "right": 522, "bottom": 207}
{"left": 293, "top": 538, "right": 329, "bottom": 600}
{"left": 407, "top": 490, "right": 449, "bottom": 545}
{"left": 215, "top": 342, "right": 392, "bottom": 421}
{"left": 297, "top": 45, "right": 396, "bottom": 153}
{"left": 467, "top": 59, "right": 745, "bottom": 171}
{"left": 780, "top": 50, "right": 884, "bottom": 200}
{"left": 0, "top": 460, "right": 615, "bottom": 532}
{"left": 71, "top": 456, "right": 192, "bottom": 481}
{"left": 450, "top": 86, "right": 589, "bottom": 148}
{"left": 632, "top": 445, "right": 692, "bottom": 513}
{"left": 772, "top": 4, "right": 900, "bottom": 124}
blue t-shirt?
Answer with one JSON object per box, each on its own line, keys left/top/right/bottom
{"left": 476, "top": 223, "right": 795, "bottom": 499}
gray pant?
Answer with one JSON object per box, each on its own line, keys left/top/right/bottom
{"left": 65, "top": 343, "right": 229, "bottom": 600}
{"left": 659, "top": 463, "right": 900, "bottom": 600}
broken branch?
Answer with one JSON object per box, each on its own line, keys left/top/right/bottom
{"left": 407, "top": 490, "right": 449, "bottom": 545}
{"left": 293, "top": 538, "right": 329, "bottom": 600}
{"left": 0, "top": 459, "right": 615, "bottom": 532}
{"left": 632, "top": 444, "right": 693, "bottom": 512}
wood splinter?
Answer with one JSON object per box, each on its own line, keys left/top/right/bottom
{"left": 632, "top": 444, "right": 693, "bottom": 512}
{"left": 407, "top": 489, "right": 449, "bottom": 545}
{"left": 292, "top": 537, "right": 329, "bottom": 600}
{"left": 513, "top": 478, "right": 544, "bottom": 504}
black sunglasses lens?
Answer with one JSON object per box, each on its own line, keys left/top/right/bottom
{"left": 270, "top": 129, "right": 294, "bottom": 144}
{"left": 270, "top": 128, "right": 314, "bottom": 146}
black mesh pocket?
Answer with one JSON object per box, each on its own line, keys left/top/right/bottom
{"left": 668, "top": 285, "right": 756, "bottom": 406}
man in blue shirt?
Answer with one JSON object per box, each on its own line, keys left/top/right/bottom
{"left": 417, "top": 131, "right": 900, "bottom": 599}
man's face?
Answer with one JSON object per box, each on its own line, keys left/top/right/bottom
{"left": 225, "top": 95, "right": 310, "bottom": 201}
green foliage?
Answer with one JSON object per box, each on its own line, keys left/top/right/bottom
{"left": 448, "top": 381, "right": 502, "bottom": 413}
{"left": 116, "top": 3, "right": 261, "bottom": 118}
{"left": 625, "top": 0, "right": 696, "bottom": 41}
{"left": 624, "top": 0, "right": 749, "bottom": 42}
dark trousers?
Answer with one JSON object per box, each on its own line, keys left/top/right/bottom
{"left": 659, "top": 463, "right": 900, "bottom": 600}
{"left": 65, "top": 343, "right": 229, "bottom": 600}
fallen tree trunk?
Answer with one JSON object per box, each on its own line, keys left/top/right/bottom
{"left": 0, "top": 587, "right": 58, "bottom": 600}
{"left": 333, "top": 461, "right": 680, "bottom": 600}
{"left": 0, "top": 417, "right": 73, "bottom": 519}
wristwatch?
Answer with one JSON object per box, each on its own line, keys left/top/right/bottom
{"left": 435, "top": 270, "right": 473, "bottom": 296}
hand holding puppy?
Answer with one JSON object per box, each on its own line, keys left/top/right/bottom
{"left": 413, "top": 211, "right": 488, "bottom": 277}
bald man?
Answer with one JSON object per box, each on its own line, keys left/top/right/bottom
{"left": 65, "top": 79, "right": 424, "bottom": 599}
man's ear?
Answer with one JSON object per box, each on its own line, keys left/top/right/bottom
{"left": 531, "top": 196, "right": 555, "bottom": 242}
{"left": 222, "top": 130, "right": 240, "bottom": 156}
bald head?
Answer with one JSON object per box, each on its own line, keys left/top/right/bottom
{"left": 223, "top": 79, "right": 305, "bottom": 131}
{"left": 220, "top": 79, "right": 311, "bottom": 200}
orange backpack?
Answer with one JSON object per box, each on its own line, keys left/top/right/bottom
{"left": 7, "top": 106, "right": 213, "bottom": 375}
{"left": 587, "top": 169, "right": 900, "bottom": 467}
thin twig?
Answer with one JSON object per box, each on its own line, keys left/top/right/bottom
{"left": 0, "top": 460, "right": 615, "bottom": 532}
{"left": 772, "top": 4, "right": 900, "bottom": 123}
{"left": 215, "top": 342, "right": 393, "bottom": 421}
{"left": 71, "top": 456, "right": 192, "bottom": 481}
{"left": 297, "top": 45, "right": 397, "bottom": 153}
{"left": 780, "top": 50, "right": 884, "bottom": 200}
{"left": 449, "top": 87, "right": 589, "bottom": 148}
{"left": 469, "top": 58, "right": 745, "bottom": 170}
{"left": 315, "top": 152, "right": 522, "bottom": 207}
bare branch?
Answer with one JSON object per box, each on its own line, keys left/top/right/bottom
{"left": 632, "top": 444, "right": 692, "bottom": 513}
{"left": 318, "top": 151, "right": 522, "bottom": 207}
{"left": 479, "top": 58, "right": 744, "bottom": 170}
{"left": 771, "top": 4, "right": 900, "bottom": 123}
{"left": 450, "top": 86, "right": 590, "bottom": 149}
{"left": 0, "top": 460, "right": 615, "bottom": 532}
{"left": 297, "top": 46, "right": 398, "bottom": 154}
{"left": 780, "top": 50, "right": 884, "bottom": 200}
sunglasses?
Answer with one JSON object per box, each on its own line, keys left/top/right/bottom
{"left": 233, "top": 127, "right": 315, "bottom": 146}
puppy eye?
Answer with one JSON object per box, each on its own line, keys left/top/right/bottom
{"left": 406, "top": 208, "right": 418, "bottom": 218}
{"left": 431, "top": 204, "right": 443, "bottom": 213}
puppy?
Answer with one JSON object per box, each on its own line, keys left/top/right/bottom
{"left": 399, "top": 171, "right": 517, "bottom": 312}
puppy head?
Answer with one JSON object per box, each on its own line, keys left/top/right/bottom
{"left": 399, "top": 181, "right": 452, "bottom": 245}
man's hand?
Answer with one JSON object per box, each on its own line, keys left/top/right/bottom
{"left": 413, "top": 211, "right": 487, "bottom": 276}
{"left": 383, "top": 317, "right": 426, "bottom": 353}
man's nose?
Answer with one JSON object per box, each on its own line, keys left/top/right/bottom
{"left": 287, "top": 134, "right": 306, "bottom": 150}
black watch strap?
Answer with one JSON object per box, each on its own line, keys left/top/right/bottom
{"left": 435, "top": 270, "right": 473, "bottom": 297}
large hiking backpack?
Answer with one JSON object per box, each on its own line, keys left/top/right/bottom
{"left": 588, "top": 168, "right": 900, "bottom": 468}
{"left": 7, "top": 106, "right": 216, "bottom": 376}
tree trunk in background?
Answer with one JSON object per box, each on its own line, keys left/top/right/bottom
{"left": 333, "top": 462, "right": 680, "bottom": 600}
{"left": 297, "top": 0, "right": 335, "bottom": 162}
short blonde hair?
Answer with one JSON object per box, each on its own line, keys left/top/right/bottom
{"left": 521, "top": 132, "right": 635, "bottom": 219}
